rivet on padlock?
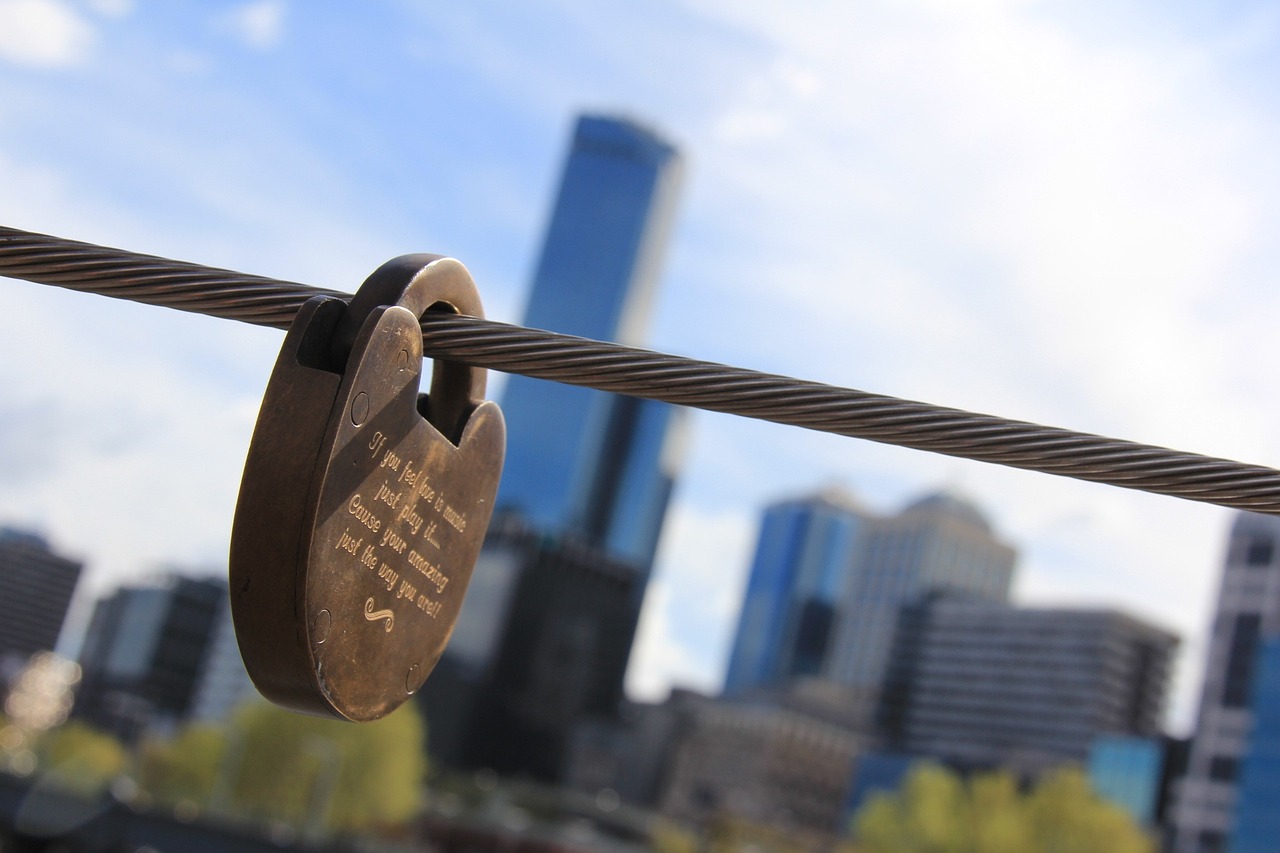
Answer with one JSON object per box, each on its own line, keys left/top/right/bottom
{"left": 229, "top": 255, "right": 506, "bottom": 722}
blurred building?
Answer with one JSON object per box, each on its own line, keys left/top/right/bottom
{"left": 75, "top": 573, "right": 252, "bottom": 739}
{"left": 1228, "top": 637, "right": 1280, "bottom": 853}
{"left": 0, "top": 528, "right": 83, "bottom": 666}
{"left": 877, "top": 593, "right": 1176, "bottom": 778}
{"left": 1171, "top": 512, "right": 1280, "bottom": 853}
{"left": 562, "top": 681, "right": 865, "bottom": 843}
{"left": 724, "top": 490, "right": 871, "bottom": 695}
{"left": 566, "top": 689, "right": 709, "bottom": 808}
{"left": 188, "top": 587, "right": 259, "bottom": 723}
{"left": 420, "top": 517, "right": 640, "bottom": 782}
{"left": 723, "top": 490, "right": 1016, "bottom": 724}
{"left": 1087, "top": 735, "right": 1165, "bottom": 826}
{"left": 828, "top": 493, "right": 1016, "bottom": 711}
{"left": 658, "top": 692, "right": 862, "bottom": 839}
{"left": 423, "top": 114, "right": 687, "bottom": 782}
{"left": 495, "top": 113, "right": 687, "bottom": 573}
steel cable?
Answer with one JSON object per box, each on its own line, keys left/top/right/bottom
{"left": 4, "top": 225, "right": 1280, "bottom": 515}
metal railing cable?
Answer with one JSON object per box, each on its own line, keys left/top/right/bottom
{"left": 4, "top": 225, "right": 1280, "bottom": 516}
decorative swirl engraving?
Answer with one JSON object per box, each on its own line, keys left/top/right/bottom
{"left": 363, "top": 597, "right": 394, "bottom": 633}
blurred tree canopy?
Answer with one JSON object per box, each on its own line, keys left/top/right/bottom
{"left": 137, "top": 700, "right": 426, "bottom": 834}
{"left": 37, "top": 721, "right": 128, "bottom": 796}
{"left": 137, "top": 723, "right": 226, "bottom": 808}
{"left": 852, "top": 764, "right": 1153, "bottom": 853}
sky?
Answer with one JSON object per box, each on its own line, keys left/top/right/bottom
{"left": 3, "top": 0, "right": 1280, "bottom": 732}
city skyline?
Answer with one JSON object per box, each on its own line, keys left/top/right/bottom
{"left": 3, "top": 1, "right": 1279, "bottom": 732}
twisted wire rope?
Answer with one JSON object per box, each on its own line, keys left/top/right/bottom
{"left": 4, "top": 225, "right": 1280, "bottom": 515}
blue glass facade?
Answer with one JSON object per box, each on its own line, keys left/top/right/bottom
{"left": 1087, "top": 735, "right": 1162, "bottom": 826}
{"left": 724, "top": 493, "right": 869, "bottom": 694}
{"left": 1231, "top": 638, "right": 1280, "bottom": 853}
{"left": 496, "top": 114, "right": 685, "bottom": 571}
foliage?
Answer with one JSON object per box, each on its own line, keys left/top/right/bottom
{"left": 651, "top": 818, "right": 700, "bottom": 853}
{"left": 36, "top": 721, "right": 127, "bottom": 796}
{"left": 227, "top": 700, "right": 426, "bottom": 834}
{"left": 852, "top": 764, "right": 1153, "bottom": 853}
{"left": 137, "top": 723, "right": 227, "bottom": 807}
{"left": 704, "top": 814, "right": 857, "bottom": 853}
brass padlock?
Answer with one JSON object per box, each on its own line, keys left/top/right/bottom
{"left": 230, "top": 254, "right": 505, "bottom": 721}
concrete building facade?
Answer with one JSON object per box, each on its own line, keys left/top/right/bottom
{"left": 878, "top": 593, "right": 1176, "bottom": 778}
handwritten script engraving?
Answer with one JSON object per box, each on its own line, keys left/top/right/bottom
{"left": 325, "top": 429, "right": 476, "bottom": 631}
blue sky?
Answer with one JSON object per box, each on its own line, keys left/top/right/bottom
{"left": 4, "top": 0, "right": 1280, "bottom": 730}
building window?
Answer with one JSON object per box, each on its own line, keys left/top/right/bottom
{"left": 1245, "top": 537, "right": 1274, "bottom": 567}
{"left": 1223, "top": 613, "right": 1262, "bottom": 708}
{"left": 1198, "top": 829, "right": 1225, "bottom": 852}
{"left": 1209, "top": 755, "right": 1238, "bottom": 782}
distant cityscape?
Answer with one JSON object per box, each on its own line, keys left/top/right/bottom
{"left": 1, "top": 113, "right": 1277, "bottom": 853}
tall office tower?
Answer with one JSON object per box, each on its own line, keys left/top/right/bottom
{"left": 724, "top": 490, "right": 872, "bottom": 695}
{"left": 496, "top": 113, "right": 687, "bottom": 572}
{"left": 0, "top": 529, "right": 83, "bottom": 664}
{"left": 828, "top": 492, "right": 1016, "bottom": 712}
{"left": 1171, "top": 512, "right": 1280, "bottom": 853}
{"left": 878, "top": 593, "right": 1177, "bottom": 778}
{"left": 75, "top": 574, "right": 229, "bottom": 739}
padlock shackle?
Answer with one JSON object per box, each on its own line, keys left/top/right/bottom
{"left": 332, "top": 254, "right": 487, "bottom": 442}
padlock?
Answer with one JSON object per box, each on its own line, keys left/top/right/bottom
{"left": 229, "top": 254, "right": 505, "bottom": 721}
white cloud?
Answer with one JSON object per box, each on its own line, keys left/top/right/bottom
{"left": 0, "top": 0, "right": 94, "bottom": 67}
{"left": 85, "top": 0, "right": 131, "bottom": 18}
{"left": 220, "top": 0, "right": 286, "bottom": 51}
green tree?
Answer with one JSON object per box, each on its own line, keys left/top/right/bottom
{"left": 36, "top": 721, "right": 128, "bottom": 796}
{"left": 137, "top": 723, "right": 228, "bottom": 808}
{"left": 852, "top": 764, "right": 1152, "bottom": 853}
{"left": 227, "top": 700, "right": 426, "bottom": 834}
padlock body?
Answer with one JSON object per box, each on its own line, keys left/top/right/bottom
{"left": 231, "top": 260, "right": 504, "bottom": 721}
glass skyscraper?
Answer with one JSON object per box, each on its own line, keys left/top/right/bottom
{"left": 1231, "top": 638, "right": 1280, "bottom": 853}
{"left": 496, "top": 114, "right": 686, "bottom": 572}
{"left": 417, "top": 116, "right": 686, "bottom": 780}
{"left": 724, "top": 490, "right": 1017, "bottom": 724}
{"left": 724, "top": 490, "right": 871, "bottom": 694}
{"left": 1172, "top": 512, "right": 1280, "bottom": 853}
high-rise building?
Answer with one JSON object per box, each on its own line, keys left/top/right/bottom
{"left": 724, "top": 490, "right": 871, "bottom": 695}
{"left": 877, "top": 593, "right": 1177, "bottom": 778}
{"left": 75, "top": 574, "right": 246, "bottom": 739}
{"left": 419, "top": 114, "right": 687, "bottom": 780}
{"left": 0, "top": 529, "right": 83, "bottom": 663}
{"left": 828, "top": 493, "right": 1016, "bottom": 705}
{"left": 1229, "top": 637, "right": 1280, "bottom": 853}
{"left": 723, "top": 491, "right": 1016, "bottom": 718}
{"left": 1172, "top": 512, "right": 1280, "bottom": 853}
{"left": 495, "top": 113, "right": 687, "bottom": 572}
